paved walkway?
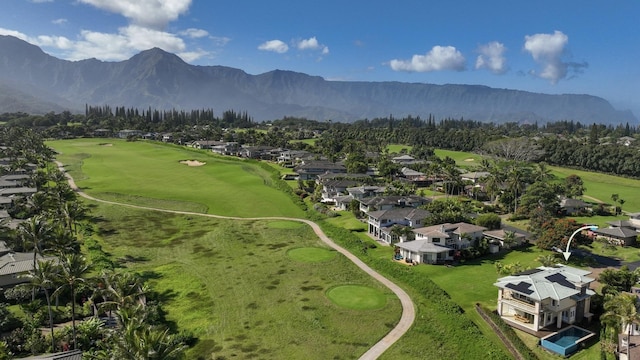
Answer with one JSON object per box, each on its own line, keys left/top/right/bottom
{"left": 56, "top": 161, "right": 415, "bottom": 359}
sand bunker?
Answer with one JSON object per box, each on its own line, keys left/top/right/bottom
{"left": 464, "top": 158, "right": 475, "bottom": 162}
{"left": 98, "top": 143, "right": 113, "bottom": 147}
{"left": 180, "top": 160, "right": 206, "bottom": 166}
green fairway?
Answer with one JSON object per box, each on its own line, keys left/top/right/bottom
{"left": 47, "top": 139, "right": 305, "bottom": 218}
{"left": 551, "top": 165, "right": 640, "bottom": 212}
{"left": 90, "top": 203, "right": 401, "bottom": 359}
{"left": 326, "top": 285, "right": 387, "bottom": 310}
{"left": 287, "top": 247, "right": 337, "bottom": 262}
{"left": 434, "top": 148, "right": 484, "bottom": 167}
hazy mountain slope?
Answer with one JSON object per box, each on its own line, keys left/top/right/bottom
{"left": 0, "top": 35, "right": 635, "bottom": 124}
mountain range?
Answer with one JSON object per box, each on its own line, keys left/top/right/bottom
{"left": 0, "top": 35, "right": 636, "bottom": 124}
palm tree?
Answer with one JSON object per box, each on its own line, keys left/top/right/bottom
{"left": 535, "top": 254, "right": 558, "bottom": 267}
{"left": 94, "top": 271, "right": 148, "bottom": 315}
{"left": 55, "top": 253, "right": 90, "bottom": 350}
{"left": 111, "top": 306, "right": 186, "bottom": 360}
{"left": 532, "top": 162, "right": 554, "bottom": 183}
{"left": 503, "top": 231, "right": 517, "bottom": 249}
{"left": 602, "top": 292, "right": 640, "bottom": 360}
{"left": 22, "top": 260, "right": 61, "bottom": 352}
{"left": 18, "top": 215, "right": 53, "bottom": 271}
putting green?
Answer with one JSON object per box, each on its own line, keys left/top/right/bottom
{"left": 326, "top": 285, "right": 387, "bottom": 310}
{"left": 287, "top": 247, "right": 336, "bottom": 262}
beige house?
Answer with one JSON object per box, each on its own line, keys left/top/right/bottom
{"left": 494, "top": 265, "right": 595, "bottom": 335}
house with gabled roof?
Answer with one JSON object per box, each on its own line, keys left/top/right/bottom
{"left": 593, "top": 227, "right": 637, "bottom": 246}
{"left": 395, "top": 222, "right": 487, "bottom": 264}
{"left": 0, "top": 251, "right": 55, "bottom": 288}
{"left": 359, "top": 195, "right": 429, "bottom": 213}
{"left": 295, "top": 161, "right": 346, "bottom": 180}
{"left": 559, "top": 198, "right": 591, "bottom": 216}
{"left": 367, "top": 208, "right": 431, "bottom": 244}
{"left": 494, "top": 265, "right": 595, "bottom": 335}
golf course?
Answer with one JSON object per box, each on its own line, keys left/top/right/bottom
{"left": 49, "top": 138, "right": 408, "bottom": 359}
{"left": 46, "top": 138, "right": 640, "bottom": 360}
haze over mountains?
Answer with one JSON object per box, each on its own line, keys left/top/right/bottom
{"left": 0, "top": 35, "right": 635, "bottom": 124}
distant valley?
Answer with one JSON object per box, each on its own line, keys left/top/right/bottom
{"left": 0, "top": 35, "right": 636, "bottom": 124}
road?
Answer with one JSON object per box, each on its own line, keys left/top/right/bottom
{"left": 56, "top": 161, "right": 415, "bottom": 359}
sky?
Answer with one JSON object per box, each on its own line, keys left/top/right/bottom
{"left": 1, "top": 0, "right": 639, "bottom": 118}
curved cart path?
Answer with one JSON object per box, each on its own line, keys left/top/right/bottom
{"left": 56, "top": 162, "right": 415, "bottom": 360}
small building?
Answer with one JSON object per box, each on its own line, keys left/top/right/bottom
{"left": 593, "top": 227, "right": 638, "bottom": 246}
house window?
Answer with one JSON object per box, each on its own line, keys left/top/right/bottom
{"left": 551, "top": 299, "right": 557, "bottom": 307}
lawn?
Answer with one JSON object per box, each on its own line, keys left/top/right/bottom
{"left": 47, "top": 139, "right": 305, "bottom": 218}
{"left": 550, "top": 165, "right": 640, "bottom": 212}
{"left": 90, "top": 203, "right": 402, "bottom": 360}
{"left": 434, "top": 148, "right": 484, "bottom": 167}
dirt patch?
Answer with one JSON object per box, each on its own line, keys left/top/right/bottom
{"left": 98, "top": 143, "right": 113, "bottom": 147}
{"left": 180, "top": 160, "right": 206, "bottom": 166}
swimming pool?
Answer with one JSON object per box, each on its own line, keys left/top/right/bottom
{"left": 540, "top": 326, "right": 595, "bottom": 356}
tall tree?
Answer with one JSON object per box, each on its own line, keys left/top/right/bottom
{"left": 602, "top": 293, "right": 640, "bottom": 360}
{"left": 22, "top": 260, "right": 60, "bottom": 352}
{"left": 18, "top": 215, "right": 53, "bottom": 272}
{"left": 55, "top": 253, "right": 90, "bottom": 349}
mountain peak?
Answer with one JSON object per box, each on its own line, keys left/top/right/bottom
{"left": 0, "top": 35, "right": 636, "bottom": 124}
{"left": 129, "top": 47, "right": 185, "bottom": 65}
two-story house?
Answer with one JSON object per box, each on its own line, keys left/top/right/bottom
{"left": 395, "top": 222, "right": 487, "bottom": 264}
{"left": 367, "top": 208, "right": 431, "bottom": 244}
{"left": 494, "top": 265, "right": 595, "bottom": 335}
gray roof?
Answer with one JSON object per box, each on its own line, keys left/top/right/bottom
{"left": 414, "top": 222, "right": 486, "bottom": 236}
{"left": 368, "top": 207, "right": 430, "bottom": 222}
{"left": 483, "top": 229, "right": 526, "bottom": 241}
{"left": 460, "top": 171, "right": 490, "bottom": 180}
{"left": 560, "top": 198, "right": 590, "bottom": 208}
{"left": 494, "top": 265, "right": 594, "bottom": 301}
{"left": 0, "top": 187, "right": 37, "bottom": 195}
{"left": 595, "top": 227, "right": 638, "bottom": 239}
{"left": 396, "top": 239, "right": 451, "bottom": 253}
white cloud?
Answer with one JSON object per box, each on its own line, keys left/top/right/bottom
{"left": 1, "top": 0, "right": 222, "bottom": 64}
{"left": 178, "top": 49, "right": 210, "bottom": 62}
{"left": 475, "top": 41, "right": 507, "bottom": 74}
{"left": 258, "top": 39, "right": 289, "bottom": 53}
{"left": 52, "top": 18, "right": 68, "bottom": 25}
{"left": 297, "top": 36, "right": 329, "bottom": 55}
{"left": 523, "top": 30, "right": 586, "bottom": 84}
{"left": 390, "top": 46, "right": 465, "bottom": 72}
{"left": 179, "top": 28, "right": 209, "bottom": 39}
{"left": 0, "top": 28, "right": 29, "bottom": 41}
{"left": 78, "top": 0, "right": 191, "bottom": 29}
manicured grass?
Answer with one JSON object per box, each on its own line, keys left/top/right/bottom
{"left": 90, "top": 203, "right": 401, "bottom": 360}
{"left": 550, "top": 165, "right": 640, "bottom": 212}
{"left": 326, "top": 285, "right": 387, "bottom": 310}
{"left": 47, "top": 139, "right": 305, "bottom": 218}
{"left": 434, "top": 148, "right": 484, "bottom": 167}
{"left": 287, "top": 247, "right": 337, "bottom": 262}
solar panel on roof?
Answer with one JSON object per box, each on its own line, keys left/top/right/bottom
{"left": 505, "top": 281, "right": 534, "bottom": 295}
{"left": 545, "top": 273, "right": 574, "bottom": 289}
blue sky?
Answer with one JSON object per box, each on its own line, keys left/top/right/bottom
{"left": 1, "top": 0, "right": 639, "bottom": 118}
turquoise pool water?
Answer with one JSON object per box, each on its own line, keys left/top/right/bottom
{"left": 541, "top": 326, "right": 594, "bottom": 356}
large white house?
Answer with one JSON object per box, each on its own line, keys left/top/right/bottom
{"left": 494, "top": 265, "right": 595, "bottom": 334}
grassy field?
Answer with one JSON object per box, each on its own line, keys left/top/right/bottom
{"left": 90, "top": 203, "right": 401, "bottom": 359}
{"left": 51, "top": 139, "right": 640, "bottom": 359}
{"left": 47, "top": 139, "right": 304, "bottom": 218}
{"left": 550, "top": 165, "right": 640, "bottom": 212}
